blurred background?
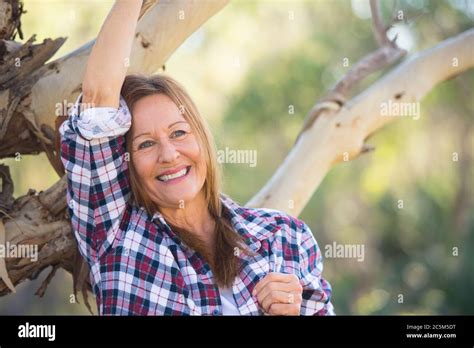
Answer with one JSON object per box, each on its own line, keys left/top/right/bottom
{"left": 0, "top": 0, "right": 472, "bottom": 315}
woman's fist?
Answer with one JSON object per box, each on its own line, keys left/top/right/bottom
{"left": 252, "top": 273, "right": 303, "bottom": 315}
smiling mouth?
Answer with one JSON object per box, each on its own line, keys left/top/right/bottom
{"left": 156, "top": 166, "right": 191, "bottom": 182}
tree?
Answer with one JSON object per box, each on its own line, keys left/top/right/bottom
{"left": 0, "top": 0, "right": 472, "bottom": 312}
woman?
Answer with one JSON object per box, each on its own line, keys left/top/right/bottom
{"left": 59, "top": 0, "right": 334, "bottom": 316}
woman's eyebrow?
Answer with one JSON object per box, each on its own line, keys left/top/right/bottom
{"left": 168, "top": 120, "right": 188, "bottom": 128}
{"left": 132, "top": 121, "right": 189, "bottom": 141}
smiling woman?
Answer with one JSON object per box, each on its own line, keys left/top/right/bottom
{"left": 59, "top": 0, "right": 334, "bottom": 316}
{"left": 121, "top": 74, "right": 248, "bottom": 289}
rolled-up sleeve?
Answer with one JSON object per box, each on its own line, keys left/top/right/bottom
{"left": 59, "top": 93, "right": 132, "bottom": 264}
{"left": 73, "top": 95, "right": 132, "bottom": 140}
{"left": 298, "top": 222, "right": 335, "bottom": 315}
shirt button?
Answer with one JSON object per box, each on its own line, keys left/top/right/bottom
{"left": 212, "top": 309, "right": 219, "bottom": 316}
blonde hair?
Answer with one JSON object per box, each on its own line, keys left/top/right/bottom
{"left": 121, "top": 74, "right": 250, "bottom": 287}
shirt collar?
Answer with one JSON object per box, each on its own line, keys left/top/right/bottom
{"left": 149, "top": 193, "right": 280, "bottom": 252}
{"left": 216, "top": 193, "right": 280, "bottom": 252}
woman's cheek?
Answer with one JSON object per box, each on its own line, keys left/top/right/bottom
{"left": 187, "top": 139, "right": 206, "bottom": 179}
{"left": 133, "top": 152, "right": 155, "bottom": 178}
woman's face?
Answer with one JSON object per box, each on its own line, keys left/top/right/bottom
{"left": 130, "top": 94, "right": 207, "bottom": 209}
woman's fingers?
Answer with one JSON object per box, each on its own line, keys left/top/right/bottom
{"left": 268, "top": 303, "right": 301, "bottom": 316}
{"left": 257, "top": 281, "right": 301, "bottom": 306}
{"left": 259, "top": 290, "right": 303, "bottom": 313}
{"left": 252, "top": 272, "right": 297, "bottom": 296}
{"left": 253, "top": 272, "right": 304, "bottom": 315}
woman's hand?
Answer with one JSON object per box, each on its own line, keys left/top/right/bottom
{"left": 252, "top": 273, "right": 303, "bottom": 315}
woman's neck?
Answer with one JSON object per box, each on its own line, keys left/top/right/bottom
{"left": 158, "top": 191, "right": 216, "bottom": 248}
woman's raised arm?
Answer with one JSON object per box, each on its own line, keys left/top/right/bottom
{"left": 82, "top": 0, "right": 142, "bottom": 108}
{"left": 59, "top": 1, "right": 144, "bottom": 265}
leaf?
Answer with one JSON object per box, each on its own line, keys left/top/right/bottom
{"left": 0, "top": 218, "right": 16, "bottom": 293}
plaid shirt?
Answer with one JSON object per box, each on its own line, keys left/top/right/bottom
{"left": 59, "top": 93, "right": 334, "bottom": 316}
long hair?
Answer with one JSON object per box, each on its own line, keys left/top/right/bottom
{"left": 121, "top": 74, "right": 250, "bottom": 287}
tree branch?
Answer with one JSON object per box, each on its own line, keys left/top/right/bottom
{"left": 0, "top": 176, "right": 74, "bottom": 296}
{"left": 369, "top": 0, "right": 390, "bottom": 47}
{"left": 0, "top": 0, "right": 24, "bottom": 41}
{"left": 297, "top": 0, "right": 405, "bottom": 143}
{"left": 247, "top": 29, "right": 474, "bottom": 215}
{"left": 0, "top": 0, "right": 229, "bottom": 160}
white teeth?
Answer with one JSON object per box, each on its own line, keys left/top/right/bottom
{"left": 158, "top": 167, "right": 188, "bottom": 182}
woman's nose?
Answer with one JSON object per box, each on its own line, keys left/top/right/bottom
{"left": 158, "top": 139, "right": 179, "bottom": 163}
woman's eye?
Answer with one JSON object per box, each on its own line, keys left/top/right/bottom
{"left": 171, "top": 130, "right": 186, "bottom": 139}
{"left": 138, "top": 140, "right": 154, "bottom": 149}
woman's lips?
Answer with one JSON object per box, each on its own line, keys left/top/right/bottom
{"left": 156, "top": 166, "right": 191, "bottom": 184}
{"left": 157, "top": 165, "right": 189, "bottom": 176}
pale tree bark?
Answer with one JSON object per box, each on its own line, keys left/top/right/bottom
{"left": 0, "top": 0, "right": 472, "bottom": 312}
{"left": 247, "top": 28, "right": 474, "bottom": 214}
{"left": 0, "top": 0, "right": 229, "bottom": 161}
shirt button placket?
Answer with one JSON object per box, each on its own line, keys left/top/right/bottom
{"left": 212, "top": 308, "right": 220, "bottom": 316}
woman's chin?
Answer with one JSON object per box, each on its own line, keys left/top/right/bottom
{"left": 150, "top": 183, "right": 201, "bottom": 207}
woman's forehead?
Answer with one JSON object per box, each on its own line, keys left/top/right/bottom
{"left": 132, "top": 94, "right": 188, "bottom": 131}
